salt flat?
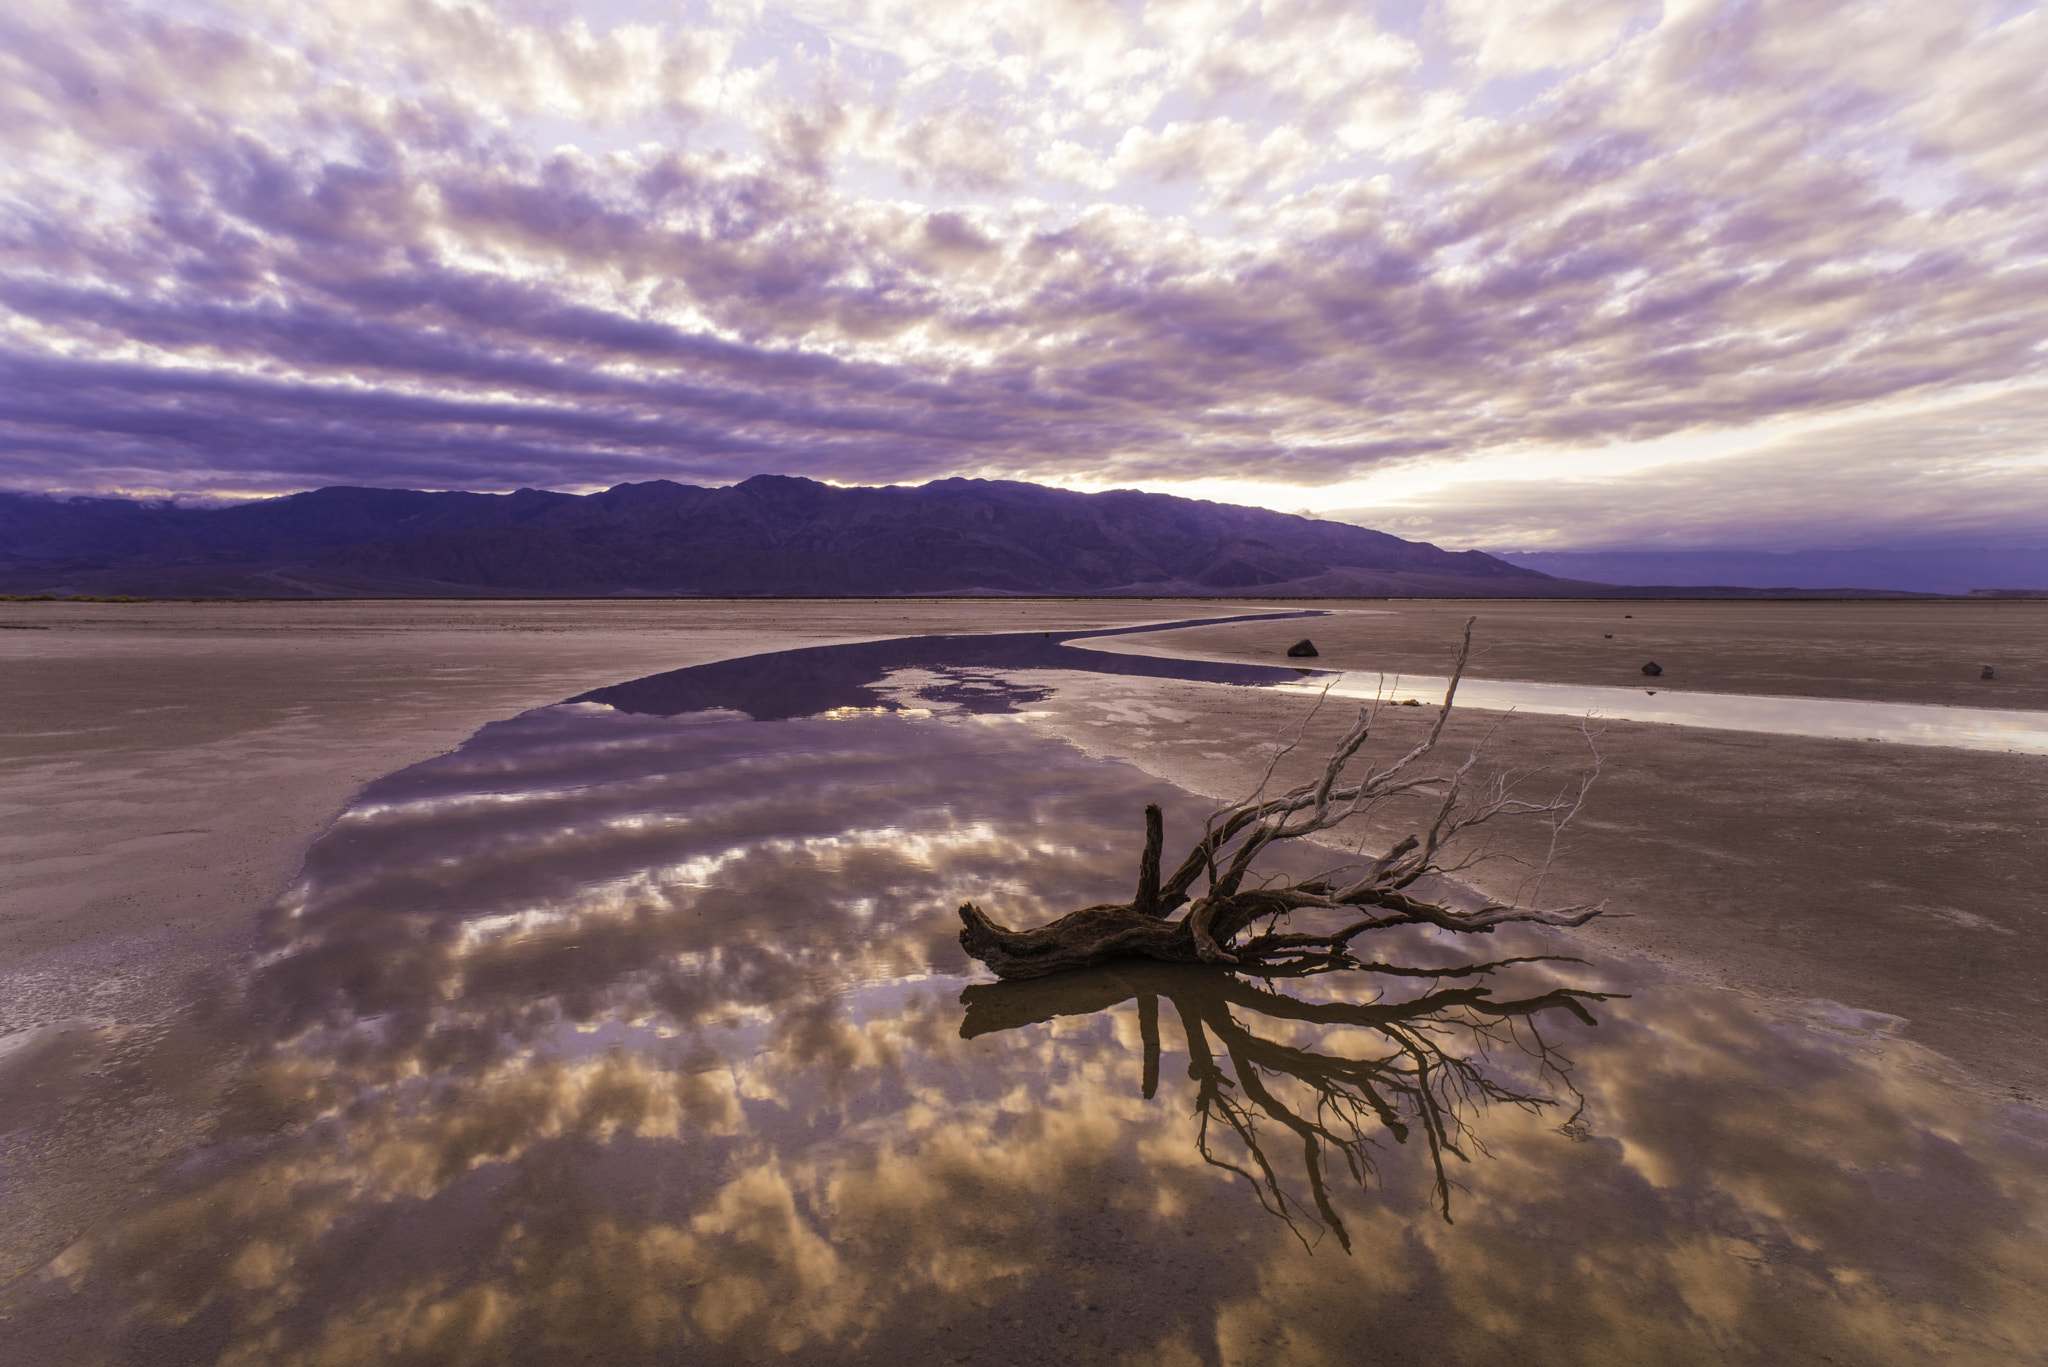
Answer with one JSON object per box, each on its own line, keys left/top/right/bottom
{"left": 2, "top": 596, "right": 2045, "bottom": 1361}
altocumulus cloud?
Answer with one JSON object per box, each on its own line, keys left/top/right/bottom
{"left": 2, "top": 0, "right": 2046, "bottom": 544}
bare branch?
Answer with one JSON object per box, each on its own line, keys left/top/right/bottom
{"left": 959, "top": 620, "right": 1607, "bottom": 980}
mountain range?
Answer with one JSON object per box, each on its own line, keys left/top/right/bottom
{"left": 0, "top": 476, "right": 1928, "bottom": 599}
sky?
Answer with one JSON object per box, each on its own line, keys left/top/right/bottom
{"left": 3, "top": 0, "right": 2046, "bottom": 550}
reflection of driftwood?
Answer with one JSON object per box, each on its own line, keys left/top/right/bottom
{"left": 959, "top": 620, "right": 1603, "bottom": 980}
{"left": 962, "top": 959, "right": 1620, "bottom": 1239}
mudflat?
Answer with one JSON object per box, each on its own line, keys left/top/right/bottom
{"left": 1119, "top": 598, "right": 2045, "bottom": 708}
{"left": 1058, "top": 599, "right": 2048, "bottom": 1098}
{"left": 2, "top": 595, "right": 2045, "bottom": 1356}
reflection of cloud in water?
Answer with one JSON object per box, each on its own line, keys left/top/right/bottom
{"left": 12, "top": 694, "right": 2048, "bottom": 1366}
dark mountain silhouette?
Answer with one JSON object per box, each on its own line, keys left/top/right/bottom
{"left": 1, "top": 475, "right": 1558, "bottom": 597}
{"left": 0, "top": 476, "right": 1929, "bottom": 598}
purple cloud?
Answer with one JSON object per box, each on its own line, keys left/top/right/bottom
{"left": 0, "top": 0, "right": 2043, "bottom": 545}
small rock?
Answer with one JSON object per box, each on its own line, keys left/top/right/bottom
{"left": 1641, "top": 661, "right": 1663, "bottom": 676}
{"left": 1286, "top": 639, "right": 1319, "bottom": 658}
{"left": 1604, "top": 633, "right": 1613, "bottom": 638}
{"left": 1982, "top": 665, "right": 1995, "bottom": 680}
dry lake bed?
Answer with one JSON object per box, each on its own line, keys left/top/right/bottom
{"left": 2, "top": 597, "right": 2045, "bottom": 1365}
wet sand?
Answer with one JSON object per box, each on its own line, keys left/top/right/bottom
{"left": 2, "top": 596, "right": 2044, "bottom": 1310}
{"left": 3, "top": 611, "right": 2045, "bottom": 1367}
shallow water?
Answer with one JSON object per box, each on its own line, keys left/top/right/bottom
{"left": 1276, "top": 671, "right": 2048, "bottom": 753}
{"left": 5, "top": 627, "right": 2047, "bottom": 1366}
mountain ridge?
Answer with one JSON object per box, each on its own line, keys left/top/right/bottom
{"left": 0, "top": 476, "right": 1931, "bottom": 599}
{"left": 0, "top": 475, "right": 1556, "bottom": 598}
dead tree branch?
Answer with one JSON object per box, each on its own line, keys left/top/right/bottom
{"left": 959, "top": 619, "right": 1605, "bottom": 980}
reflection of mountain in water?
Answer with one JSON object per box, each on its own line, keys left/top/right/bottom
{"left": 965, "top": 960, "right": 1618, "bottom": 1240}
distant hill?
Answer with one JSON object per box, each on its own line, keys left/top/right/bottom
{"left": 1493, "top": 547, "right": 2048, "bottom": 597}
{"left": 0, "top": 476, "right": 1559, "bottom": 598}
{"left": 0, "top": 476, "right": 1932, "bottom": 599}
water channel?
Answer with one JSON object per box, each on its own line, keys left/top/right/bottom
{"left": 1279, "top": 672, "right": 2048, "bottom": 754}
{"left": 4, "top": 621, "right": 2045, "bottom": 1365}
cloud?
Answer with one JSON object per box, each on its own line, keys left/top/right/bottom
{"left": 1332, "top": 383, "right": 2048, "bottom": 549}
{"left": 0, "top": 0, "right": 2044, "bottom": 531}
{"left": 1444, "top": 0, "right": 1652, "bottom": 76}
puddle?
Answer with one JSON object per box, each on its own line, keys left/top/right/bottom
{"left": 5, "top": 625, "right": 2046, "bottom": 1366}
{"left": 1276, "top": 671, "right": 2048, "bottom": 754}
{"left": 571, "top": 610, "right": 1323, "bottom": 720}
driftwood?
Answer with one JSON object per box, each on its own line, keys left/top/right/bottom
{"left": 959, "top": 619, "right": 1603, "bottom": 980}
